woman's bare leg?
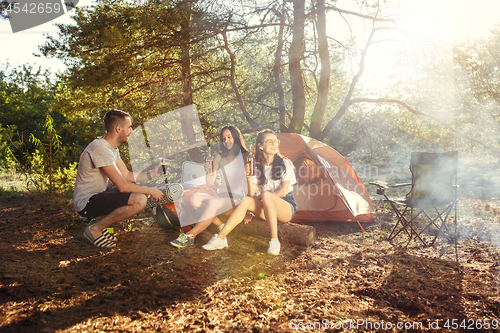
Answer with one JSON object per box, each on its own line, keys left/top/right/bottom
{"left": 217, "top": 196, "right": 264, "bottom": 239}
{"left": 260, "top": 192, "right": 293, "bottom": 239}
{"left": 187, "top": 197, "right": 235, "bottom": 238}
{"left": 189, "top": 193, "right": 212, "bottom": 211}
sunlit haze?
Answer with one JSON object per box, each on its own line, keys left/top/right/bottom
{"left": 1, "top": 0, "right": 499, "bottom": 86}
{"left": 338, "top": 0, "right": 500, "bottom": 90}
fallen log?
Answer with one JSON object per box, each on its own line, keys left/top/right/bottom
{"left": 239, "top": 217, "right": 316, "bottom": 246}
{"left": 150, "top": 206, "right": 317, "bottom": 246}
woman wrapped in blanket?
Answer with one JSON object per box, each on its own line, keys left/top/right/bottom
{"left": 170, "top": 125, "right": 252, "bottom": 248}
{"left": 202, "top": 129, "right": 297, "bottom": 255}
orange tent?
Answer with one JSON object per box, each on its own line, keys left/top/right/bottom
{"left": 277, "top": 133, "right": 375, "bottom": 224}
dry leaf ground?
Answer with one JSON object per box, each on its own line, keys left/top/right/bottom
{"left": 1, "top": 191, "right": 499, "bottom": 332}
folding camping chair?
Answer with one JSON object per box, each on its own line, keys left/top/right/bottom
{"left": 370, "top": 151, "right": 458, "bottom": 259}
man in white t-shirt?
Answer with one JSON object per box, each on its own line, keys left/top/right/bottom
{"left": 73, "top": 109, "right": 164, "bottom": 247}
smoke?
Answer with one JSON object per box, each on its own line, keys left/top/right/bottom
{"left": 348, "top": 147, "right": 500, "bottom": 247}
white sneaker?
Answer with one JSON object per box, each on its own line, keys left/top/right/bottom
{"left": 202, "top": 234, "right": 228, "bottom": 250}
{"left": 207, "top": 233, "right": 219, "bottom": 244}
{"left": 218, "top": 223, "right": 225, "bottom": 232}
{"left": 268, "top": 238, "right": 281, "bottom": 255}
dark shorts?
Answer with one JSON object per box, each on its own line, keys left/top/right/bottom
{"left": 281, "top": 192, "right": 297, "bottom": 218}
{"left": 77, "top": 188, "right": 131, "bottom": 219}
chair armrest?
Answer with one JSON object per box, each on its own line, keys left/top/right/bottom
{"left": 390, "top": 183, "right": 412, "bottom": 187}
{"left": 369, "top": 181, "right": 411, "bottom": 195}
{"left": 369, "top": 181, "right": 388, "bottom": 188}
{"left": 369, "top": 182, "right": 388, "bottom": 195}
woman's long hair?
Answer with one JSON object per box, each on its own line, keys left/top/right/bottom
{"left": 219, "top": 125, "right": 249, "bottom": 158}
{"left": 255, "top": 129, "right": 286, "bottom": 186}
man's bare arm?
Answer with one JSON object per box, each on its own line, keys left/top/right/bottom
{"left": 101, "top": 164, "right": 163, "bottom": 201}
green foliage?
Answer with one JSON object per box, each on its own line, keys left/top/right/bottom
{"left": 20, "top": 149, "right": 78, "bottom": 193}
{"left": 451, "top": 27, "right": 500, "bottom": 156}
{"left": 0, "top": 65, "right": 88, "bottom": 167}
{"left": 1, "top": 0, "right": 497, "bottom": 185}
{"left": 41, "top": 0, "right": 213, "bottom": 121}
{"left": 0, "top": 66, "right": 82, "bottom": 193}
{"left": 454, "top": 24, "right": 500, "bottom": 103}
{"left": 27, "top": 114, "right": 62, "bottom": 192}
{"left": 353, "top": 29, "right": 500, "bottom": 163}
{"left": 8, "top": 114, "right": 78, "bottom": 194}
{"left": 0, "top": 65, "right": 53, "bottom": 166}
{"left": 0, "top": 125, "right": 10, "bottom": 167}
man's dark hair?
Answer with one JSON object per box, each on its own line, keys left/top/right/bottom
{"left": 104, "top": 109, "right": 131, "bottom": 132}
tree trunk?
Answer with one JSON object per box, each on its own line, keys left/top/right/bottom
{"left": 49, "top": 138, "right": 53, "bottom": 193}
{"left": 180, "top": 3, "right": 203, "bottom": 162}
{"left": 309, "top": 0, "right": 331, "bottom": 139}
{"left": 274, "top": 0, "right": 287, "bottom": 133}
{"left": 288, "top": 0, "right": 306, "bottom": 134}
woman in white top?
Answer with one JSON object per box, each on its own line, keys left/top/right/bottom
{"left": 170, "top": 125, "right": 252, "bottom": 248}
{"left": 203, "top": 129, "right": 297, "bottom": 255}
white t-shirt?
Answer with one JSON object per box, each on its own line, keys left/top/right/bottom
{"left": 73, "top": 137, "right": 120, "bottom": 212}
{"left": 252, "top": 158, "right": 296, "bottom": 194}
{"left": 217, "top": 151, "right": 248, "bottom": 203}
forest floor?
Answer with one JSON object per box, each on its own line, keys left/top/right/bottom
{"left": 0, "top": 191, "right": 499, "bottom": 332}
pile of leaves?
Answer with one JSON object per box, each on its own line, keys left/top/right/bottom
{"left": 0, "top": 192, "right": 499, "bottom": 332}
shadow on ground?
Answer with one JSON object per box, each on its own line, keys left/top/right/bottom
{"left": 1, "top": 193, "right": 499, "bottom": 332}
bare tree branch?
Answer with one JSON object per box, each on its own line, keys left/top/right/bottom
{"left": 219, "top": 29, "right": 261, "bottom": 129}
{"left": 325, "top": 5, "right": 398, "bottom": 23}
{"left": 318, "top": 18, "right": 377, "bottom": 140}
{"left": 346, "top": 98, "right": 499, "bottom": 153}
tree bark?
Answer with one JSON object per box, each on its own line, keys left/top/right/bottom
{"left": 309, "top": 0, "right": 331, "bottom": 139}
{"left": 288, "top": 0, "right": 306, "bottom": 134}
{"left": 273, "top": 0, "right": 287, "bottom": 133}
{"left": 242, "top": 218, "right": 316, "bottom": 246}
{"left": 180, "top": 3, "right": 203, "bottom": 162}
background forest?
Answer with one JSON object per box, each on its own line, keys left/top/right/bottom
{"left": 1, "top": 0, "right": 499, "bottom": 198}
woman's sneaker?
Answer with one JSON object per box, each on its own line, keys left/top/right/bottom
{"left": 202, "top": 234, "right": 228, "bottom": 250}
{"left": 268, "top": 238, "right": 281, "bottom": 255}
{"left": 207, "top": 233, "right": 219, "bottom": 244}
{"left": 170, "top": 233, "right": 194, "bottom": 248}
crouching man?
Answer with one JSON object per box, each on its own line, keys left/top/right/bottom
{"left": 73, "top": 109, "right": 164, "bottom": 247}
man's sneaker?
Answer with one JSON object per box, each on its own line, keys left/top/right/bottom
{"left": 84, "top": 218, "right": 96, "bottom": 225}
{"left": 268, "top": 238, "right": 281, "bottom": 255}
{"left": 102, "top": 229, "right": 118, "bottom": 242}
{"left": 170, "top": 233, "right": 194, "bottom": 248}
{"left": 202, "top": 234, "right": 228, "bottom": 250}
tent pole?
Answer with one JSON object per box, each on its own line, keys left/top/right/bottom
{"left": 355, "top": 218, "right": 365, "bottom": 233}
